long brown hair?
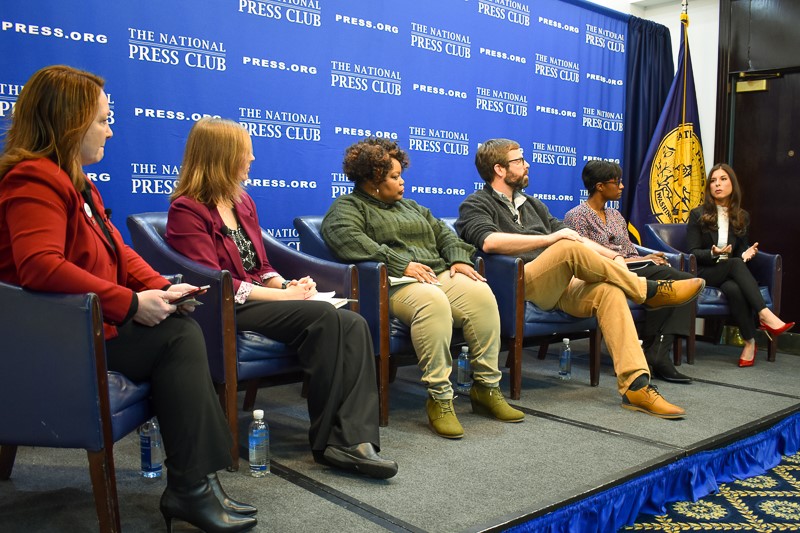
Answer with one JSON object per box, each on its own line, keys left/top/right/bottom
{"left": 0, "top": 65, "right": 104, "bottom": 191}
{"left": 699, "top": 163, "right": 747, "bottom": 236}
{"left": 171, "top": 117, "right": 252, "bottom": 206}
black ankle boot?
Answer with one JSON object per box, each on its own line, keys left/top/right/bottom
{"left": 160, "top": 478, "right": 257, "bottom": 533}
{"left": 207, "top": 473, "right": 257, "bottom": 516}
{"left": 648, "top": 334, "right": 692, "bottom": 384}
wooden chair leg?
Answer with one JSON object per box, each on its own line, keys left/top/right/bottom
{"left": 768, "top": 338, "right": 777, "bottom": 362}
{"left": 242, "top": 380, "right": 259, "bottom": 412}
{"left": 537, "top": 344, "right": 549, "bottom": 360}
{"left": 509, "top": 336, "right": 523, "bottom": 400}
{"left": 87, "top": 448, "right": 122, "bottom": 533}
{"left": 0, "top": 445, "right": 18, "bottom": 480}
{"left": 673, "top": 336, "right": 683, "bottom": 366}
{"left": 687, "top": 308, "right": 697, "bottom": 364}
{"left": 378, "top": 352, "right": 390, "bottom": 427}
{"left": 226, "top": 380, "right": 243, "bottom": 471}
{"left": 589, "top": 329, "right": 601, "bottom": 387}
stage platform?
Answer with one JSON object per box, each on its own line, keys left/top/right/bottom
{"left": 1, "top": 339, "right": 799, "bottom": 533}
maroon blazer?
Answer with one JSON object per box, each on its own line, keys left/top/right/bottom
{"left": 0, "top": 158, "right": 169, "bottom": 339}
{"left": 166, "top": 193, "right": 278, "bottom": 295}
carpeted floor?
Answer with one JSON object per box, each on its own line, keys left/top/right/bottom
{"left": 622, "top": 450, "right": 800, "bottom": 531}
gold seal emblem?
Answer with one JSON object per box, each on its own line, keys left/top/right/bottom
{"left": 648, "top": 123, "right": 705, "bottom": 223}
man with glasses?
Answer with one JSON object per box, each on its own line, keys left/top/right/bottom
{"left": 564, "top": 160, "right": 695, "bottom": 384}
{"left": 456, "top": 138, "right": 704, "bottom": 419}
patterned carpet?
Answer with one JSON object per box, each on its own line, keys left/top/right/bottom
{"left": 623, "top": 451, "right": 800, "bottom": 532}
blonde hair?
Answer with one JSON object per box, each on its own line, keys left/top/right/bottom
{"left": 0, "top": 65, "right": 104, "bottom": 190}
{"left": 171, "top": 117, "right": 252, "bottom": 205}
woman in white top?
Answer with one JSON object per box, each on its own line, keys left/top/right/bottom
{"left": 686, "top": 163, "right": 793, "bottom": 366}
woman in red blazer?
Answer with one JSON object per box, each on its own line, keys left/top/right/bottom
{"left": 166, "top": 117, "right": 397, "bottom": 480}
{"left": 0, "top": 66, "right": 256, "bottom": 533}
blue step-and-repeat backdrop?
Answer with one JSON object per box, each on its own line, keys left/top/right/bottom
{"left": 0, "top": 0, "right": 627, "bottom": 247}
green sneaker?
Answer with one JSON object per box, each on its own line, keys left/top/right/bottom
{"left": 426, "top": 397, "right": 464, "bottom": 439}
{"left": 470, "top": 382, "right": 524, "bottom": 422}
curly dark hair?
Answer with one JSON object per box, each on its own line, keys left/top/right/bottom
{"left": 342, "top": 137, "right": 409, "bottom": 185}
{"left": 699, "top": 163, "right": 748, "bottom": 236}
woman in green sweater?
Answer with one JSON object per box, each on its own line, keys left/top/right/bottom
{"left": 321, "top": 137, "right": 523, "bottom": 439}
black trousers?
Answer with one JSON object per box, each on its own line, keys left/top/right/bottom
{"left": 105, "top": 314, "right": 233, "bottom": 486}
{"left": 634, "top": 263, "right": 694, "bottom": 337}
{"left": 698, "top": 257, "right": 766, "bottom": 340}
{"left": 236, "top": 300, "right": 380, "bottom": 452}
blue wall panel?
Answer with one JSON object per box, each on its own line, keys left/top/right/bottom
{"left": 0, "top": 0, "right": 628, "bottom": 246}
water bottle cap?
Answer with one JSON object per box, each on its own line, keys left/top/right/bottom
{"left": 562, "top": 338, "right": 570, "bottom": 344}
{"left": 461, "top": 346, "right": 468, "bottom": 353}
{"left": 253, "top": 409, "right": 264, "bottom": 419}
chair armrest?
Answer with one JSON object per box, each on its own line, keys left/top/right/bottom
{"left": 261, "top": 230, "right": 357, "bottom": 302}
{"left": 0, "top": 282, "right": 108, "bottom": 449}
{"left": 748, "top": 251, "right": 781, "bottom": 311}
{"left": 634, "top": 245, "right": 683, "bottom": 270}
{"left": 748, "top": 251, "right": 779, "bottom": 286}
{"left": 349, "top": 261, "right": 388, "bottom": 352}
{"left": 478, "top": 253, "right": 524, "bottom": 337}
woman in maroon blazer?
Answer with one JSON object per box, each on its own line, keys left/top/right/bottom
{"left": 0, "top": 67, "right": 257, "bottom": 532}
{"left": 166, "top": 117, "right": 397, "bottom": 480}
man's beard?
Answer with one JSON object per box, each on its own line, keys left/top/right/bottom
{"left": 505, "top": 174, "right": 528, "bottom": 190}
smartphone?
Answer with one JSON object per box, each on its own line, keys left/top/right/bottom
{"left": 170, "top": 285, "right": 210, "bottom": 305}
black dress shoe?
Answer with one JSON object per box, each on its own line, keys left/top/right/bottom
{"left": 207, "top": 473, "right": 258, "bottom": 516}
{"left": 651, "top": 362, "right": 693, "bottom": 383}
{"left": 646, "top": 334, "right": 692, "bottom": 384}
{"left": 322, "top": 443, "right": 398, "bottom": 479}
{"left": 160, "top": 479, "right": 257, "bottom": 533}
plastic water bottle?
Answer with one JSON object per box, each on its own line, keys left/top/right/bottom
{"left": 456, "top": 345, "right": 472, "bottom": 394}
{"left": 249, "top": 409, "right": 269, "bottom": 477}
{"left": 139, "top": 417, "right": 162, "bottom": 478}
{"left": 559, "top": 338, "right": 572, "bottom": 380}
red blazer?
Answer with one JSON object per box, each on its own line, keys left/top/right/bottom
{"left": 165, "top": 193, "right": 278, "bottom": 295}
{"left": 0, "top": 158, "right": 169, "bottom": 339}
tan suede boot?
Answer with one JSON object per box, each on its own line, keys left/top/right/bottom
{"left": 426, "top": 397, "right": 464, "bottom": 439}
{"left": 469, "top": 382, "right": 524, "bottom": 422}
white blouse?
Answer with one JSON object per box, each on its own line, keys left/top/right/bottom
{"left": 716, "top": 205, "right": 729, "bottom": 259}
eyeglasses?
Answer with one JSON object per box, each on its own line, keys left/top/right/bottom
{"left": 602, "top": 178, "right": 621, "bottom": 186}
{"left": 507, "top": 157, "right": 526, "bottom": 166}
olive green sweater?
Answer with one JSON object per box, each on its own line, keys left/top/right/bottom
{"left": 321, "top": 188, "right": 475, "bottom": 277}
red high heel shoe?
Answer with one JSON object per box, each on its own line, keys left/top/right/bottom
{"left": 738, "top": 343, "right": 756, "bottom": 367}
{"left": 759, "top": 321, "right": 795, "bottom": 340}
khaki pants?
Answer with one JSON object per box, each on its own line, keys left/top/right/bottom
{"left": 523, "top": 240, "right": 650, "bottom": 395}
{"left": 390, "top": 272, "right": 501, "bottom": 400}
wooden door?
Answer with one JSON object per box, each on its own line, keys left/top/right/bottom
{"left": 731, "top": 72, "right": 800, "bottom": 323}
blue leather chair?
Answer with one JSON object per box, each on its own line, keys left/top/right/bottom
{"left": 440, "top": 219, "right": 687, "bottom": 394}
{"left": 627, "top": 244, "right": 687, "bottom": 367}
{"left": 127, "top": 212, "right": 358, "bottom": 466}
{"left": 0, "top": 280, "right": 157, "bottom": 533}
{"left": 438, "top": 218, "right": 602, "bottom": 399}
{"left": 293, "top": 215, "right": 472, "bottom": 424}
{"left": 643, "top": 223, "right": 782, "bottom": 363}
